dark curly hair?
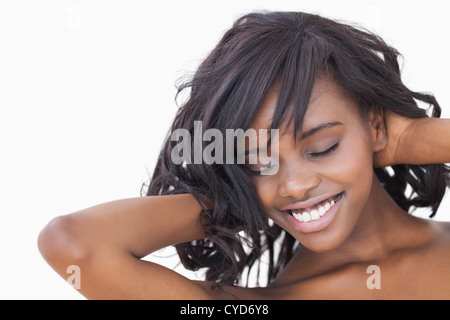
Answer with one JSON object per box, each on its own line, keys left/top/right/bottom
{"left": 143, "top": 11, "right": 450, "bottom": 287}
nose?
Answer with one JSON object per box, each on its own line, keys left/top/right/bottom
{"left": 278, "top": 165, "right": 321, "bottom": 199}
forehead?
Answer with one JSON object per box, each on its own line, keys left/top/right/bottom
{"left": 250, "top": 77, "right": 359, "bottom": 132}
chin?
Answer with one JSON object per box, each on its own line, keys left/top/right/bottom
{"left": 294, "top": 228, "right": 350, "bottom": 253}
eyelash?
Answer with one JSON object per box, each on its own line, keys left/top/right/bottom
{"left": 308, "top": 142, "right": 340, "bottom": 158}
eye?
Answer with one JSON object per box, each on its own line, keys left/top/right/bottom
{"left": 308, "top": 142, "right": 340, "bottom": 158}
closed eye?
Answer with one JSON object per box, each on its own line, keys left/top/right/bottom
{"left": 308, "top": 142, "right": 340, "bottom": 158}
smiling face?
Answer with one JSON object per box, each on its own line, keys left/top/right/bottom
{"left": 246, "top": 76, "right": 386, "bottom": 253}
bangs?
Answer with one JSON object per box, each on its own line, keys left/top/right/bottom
{"left": 267, "top": 34, "right": 333, "bottom": 139}
{"left": 197, "top": 12, "right": 334, "bottom": 139}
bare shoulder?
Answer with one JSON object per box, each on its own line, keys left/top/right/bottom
{"left": 412, "top": 220, "right": 450, "bottom": 284}
{"left": 427, "top": 218, "right": 450, "bottom": 248}
{"left": 410, "top": 218, "right": 450, "bottom": 264}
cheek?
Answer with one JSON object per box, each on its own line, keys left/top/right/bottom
{"left": 326, "top": 136, "right": 374, "bottom": 187}
{"left": 326, "top": 132, "right": 375, "bottom": 228}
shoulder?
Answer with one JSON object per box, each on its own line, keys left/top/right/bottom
{"left": 427, "top": 219, "right": 450, "bottom": 246}
{"left": 409, "top": 218, "right": 450, "bottom": 260}
{"left": 410, "top": 219, "right": 450, "bottom": 276}
{"left": 435, "top": 220, "right": 450, "bottom": 253}
{"left": 405, "top": 219, "right": 450, "bottom": 298}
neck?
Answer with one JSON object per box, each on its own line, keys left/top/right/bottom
{"left": 335, "top": 177, "right": 408, "bottom": 261}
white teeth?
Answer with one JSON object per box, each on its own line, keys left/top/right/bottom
{"left": 302, "top": 212, "right": 311, "bottom": 222}
{"left": 290, "top": 194, "right": 341, "bottom": 223}
{"left": 293, "top": 212, "right": 303, "bottom": 222}
{"left": 318, "top": 206, "right": 326, "bottom": 216}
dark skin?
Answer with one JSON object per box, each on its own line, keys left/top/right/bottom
{"left": 38, "top": 77, "right": 450, "bottom": 299}
{"left": 231, "top": 77, "right": 450, "bottom": 299}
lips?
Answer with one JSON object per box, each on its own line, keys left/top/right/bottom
{"left": 286, "top": 193, "right": 343, "bottom": 223}
{"left": 280, "top": 192, "right": 345, "bottom": 233}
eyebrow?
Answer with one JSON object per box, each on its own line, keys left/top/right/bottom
{"left": 300, "top": 121, "right": 343, "bottom": 140}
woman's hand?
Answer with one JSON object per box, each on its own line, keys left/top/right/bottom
{"left": 373, "top": 109, "right": 420, "bottom": 168}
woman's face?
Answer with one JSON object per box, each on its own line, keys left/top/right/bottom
{"left": 247, "top": 77, "right": 384, "bottom": 252}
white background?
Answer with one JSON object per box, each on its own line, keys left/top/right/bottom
{"left": 1, "top": 0, "right": 449, "bottom": 299}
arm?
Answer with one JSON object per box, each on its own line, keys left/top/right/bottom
{"left": 374, "top": 110, "right": 450, "bottom": 167}
{"left": 398, "top": 116, "right": 450, "bottom": 165}
{"left": 38, "top": 194, "right": 213, "bottom": 299}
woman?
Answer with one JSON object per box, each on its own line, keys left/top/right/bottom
{"left": 38, "top": 11, "right": 450, "bottom": 299}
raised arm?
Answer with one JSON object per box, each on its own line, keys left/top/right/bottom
{"left": 38, "top": 194, "right": 213, "bottom": 299}
{"left": 399, "top": 116, "right": 450, "bottom": 165}
{"left": 374, "top": 110, "right": 450, "bottom": 167}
